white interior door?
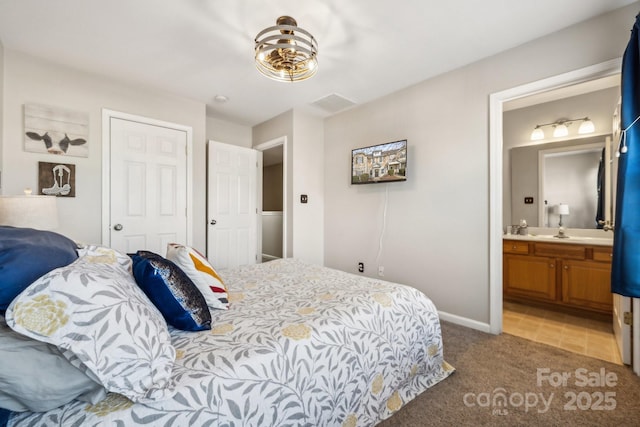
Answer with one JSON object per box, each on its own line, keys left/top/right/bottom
{"left": 207, "top": 141, "right": 260, "bottom": 269}
{"left": 106, "top": 115, "right": 189, "bottom": 255}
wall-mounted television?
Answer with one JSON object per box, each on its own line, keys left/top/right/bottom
{"left": 351, "top": 139, "right": 407, "bottom": 184}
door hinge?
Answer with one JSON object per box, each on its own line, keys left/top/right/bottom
{"left": 624, "top": 311, "right": 633, "bottom": 326}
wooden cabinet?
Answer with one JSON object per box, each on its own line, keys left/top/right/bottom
{"left": 504, "top": 253, "right": 557, "bottom": 302}
{"left": 562, "top": 260, "right": 612, "bottom": 313}
{"left": 503, "top": 239, "right": 612, "bottom": 315}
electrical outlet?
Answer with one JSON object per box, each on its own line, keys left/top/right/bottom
{"left": 358, "top": 262, "right": 364, "bottom": 273}
{"left": 378, "top": 266, "right": 384, "bottom": 276}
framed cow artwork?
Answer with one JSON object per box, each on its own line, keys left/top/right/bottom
{"left": 24, "top": 104, "right": 89, "bottom": 157}
{"left": 38, "top": 161, "right": 76, "bottom": 197}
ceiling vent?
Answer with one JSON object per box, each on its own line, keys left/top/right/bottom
{"left": 310, "top": 93, "right": 356, "bottom": 114}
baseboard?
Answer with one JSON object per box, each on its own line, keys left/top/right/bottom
{"left": 438, "top": 310, "right": 492, "bottom": 334}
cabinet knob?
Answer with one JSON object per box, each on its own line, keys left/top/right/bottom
{"left": 564, "top": 265, "right": 569, "bottom": 270}
{"left": 549, "top": 264, "right": 554, "bottom": 268}
{"left": 512, "top": 245, "right": 517, "bottom": 250}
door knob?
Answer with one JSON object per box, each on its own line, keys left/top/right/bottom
{"left": 210, "top": 219, "right": 217, "bottom": 225}
{"left": 113, "top": 224, "right": 123, "bottom": 231}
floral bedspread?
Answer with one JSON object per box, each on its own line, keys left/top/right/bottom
{"left": 9, "top": 258, "right": 453, "bottom": 427}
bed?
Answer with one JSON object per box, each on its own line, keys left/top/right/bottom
{"left": 0, "top": 227, "right": 453, "bottom": 427}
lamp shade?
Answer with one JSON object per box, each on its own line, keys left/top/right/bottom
{"left": 553, "top": 124, "right": 569, "bottom": 138}
{"left": 578, "top": 119, "right": 595, "bottom": 134}
{"left": 530, "top": 127, "right": 545, "bottom": 141}
{"left": 0, "top": 196, "right": 59, "bottom": 230}
{"left": 557, "top": 203, "right": 570, "bottom": 216}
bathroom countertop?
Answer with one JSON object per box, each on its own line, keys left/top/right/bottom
{"left": 503, "top": 232, "right": 613, "bottom": 247}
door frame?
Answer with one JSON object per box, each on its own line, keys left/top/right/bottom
{"left": 101, "top": 109, "right": 193, "bottom": 248}
{"left": 488, "top": 58, "right": 621, "bottom": 334}
{"left": 254, "top": 136, "right": 288, "bottom": 259}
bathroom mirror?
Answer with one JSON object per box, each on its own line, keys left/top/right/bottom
{"left": 509, "top": 136, "right": 610, "bottom": 229}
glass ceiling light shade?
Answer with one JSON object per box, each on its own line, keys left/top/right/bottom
{"left": 552, "top": 123, "right": 569, "bottom": 138}
{"left": 578, "top": 118, "right": 595, "bottom": 134}
{"left": 530, "top": 126, "right": 545, "bottom": 141}
{"left": 255, "top": 16, "right": 318, "bottom": 82}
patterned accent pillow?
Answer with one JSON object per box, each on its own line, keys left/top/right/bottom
{"left": 166, "top": 243, "right": 229, "bottom": 310}
{"left": 129, "top": 251, "right": 211, "bottom": 331}
{"left": 4, "top": 245, "right": 176, "bottom": 403}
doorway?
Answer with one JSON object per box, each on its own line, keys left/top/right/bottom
{"left": 489, "top": 59, "right": 631, "bottom": 365}
{"left": 255, "top": 136, "right": 287, "bottom": 262}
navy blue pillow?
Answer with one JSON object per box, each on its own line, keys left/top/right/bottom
{"left": 129, "top": 251, "right": 211, "bottom": 331}
{"left": 0, "top": 226, "right": 78, "bottom": 310}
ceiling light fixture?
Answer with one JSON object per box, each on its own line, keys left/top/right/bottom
{"left": 529, "top": 117, "right": 595, "bottom": 141}
{"left": 254, "top": 16, "right": 318, "bottom": 82}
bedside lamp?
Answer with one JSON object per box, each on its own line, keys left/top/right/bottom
{"left": 0, "top": 189, "right": 59, "bottom": 230}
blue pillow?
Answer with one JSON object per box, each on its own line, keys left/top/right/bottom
{"left": 0, "top": 226, "right": 78, "bottom": 310}
{"left": 129, "top": 251, "right": 211, "bottom": 331}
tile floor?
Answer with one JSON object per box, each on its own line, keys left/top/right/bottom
{"left": 503, "top": 301, "right": 622, "bottom": 365}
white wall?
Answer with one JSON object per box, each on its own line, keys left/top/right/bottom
{"left": 292, "top": 110, "right": 324, "bottom": 265}
{"left": 206, "top": 116, "right": 252, "bottom": 148}
{"left": 1, "top": 50, "right": 207, "bottom": 250}
{"left": 324, "top": 3, "right": 638, "bottom": 326}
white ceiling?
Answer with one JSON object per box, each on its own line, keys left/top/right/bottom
{"left": 0, "top": 0, "right": 635, "bottom": 127}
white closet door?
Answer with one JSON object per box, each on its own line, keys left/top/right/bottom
{"left": 108, "top": 117, "right": 188, "bottom": 255}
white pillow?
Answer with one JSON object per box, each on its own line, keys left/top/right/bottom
{"left": 5, "top": 245, "right": 176, "bottom": 403}
{"left": 166, "top": 243, "right": 229, "bottom": 310}
{"left": 0, "top": 317, "right": 106, "bottom": 412}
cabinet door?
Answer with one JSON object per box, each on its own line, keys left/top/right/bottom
{"left": 561, "top": 260, "right": 613, "bottom": 313}
{"left": 504, "top": 254, "right": 557, "bottom": 301}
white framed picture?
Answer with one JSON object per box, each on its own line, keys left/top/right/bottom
{"left": 24, "top": 103, "right": 89, "bottom": 157}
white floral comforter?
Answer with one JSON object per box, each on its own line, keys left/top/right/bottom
{"left": 9, "top": 258, "right": 453, "bottom": 427}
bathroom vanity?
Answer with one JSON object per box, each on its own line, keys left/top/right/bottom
{"left": 503, "top": 232, "right": 613, "bottom": 316}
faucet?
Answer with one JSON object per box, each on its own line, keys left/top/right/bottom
{"left": 598, "top": 220, "right": 615, "bottom": 232}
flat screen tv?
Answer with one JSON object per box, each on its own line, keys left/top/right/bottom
{"left": 351, "top": 139, "right": 407, "bottom": 184}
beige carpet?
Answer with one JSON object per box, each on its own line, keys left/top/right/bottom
{"left": 379, "top": 321, "right": 640, "bottom": 427}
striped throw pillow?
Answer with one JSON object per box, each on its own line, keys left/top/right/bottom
{"left": 166, "top": 244, "right": 229, "bottom": 310}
